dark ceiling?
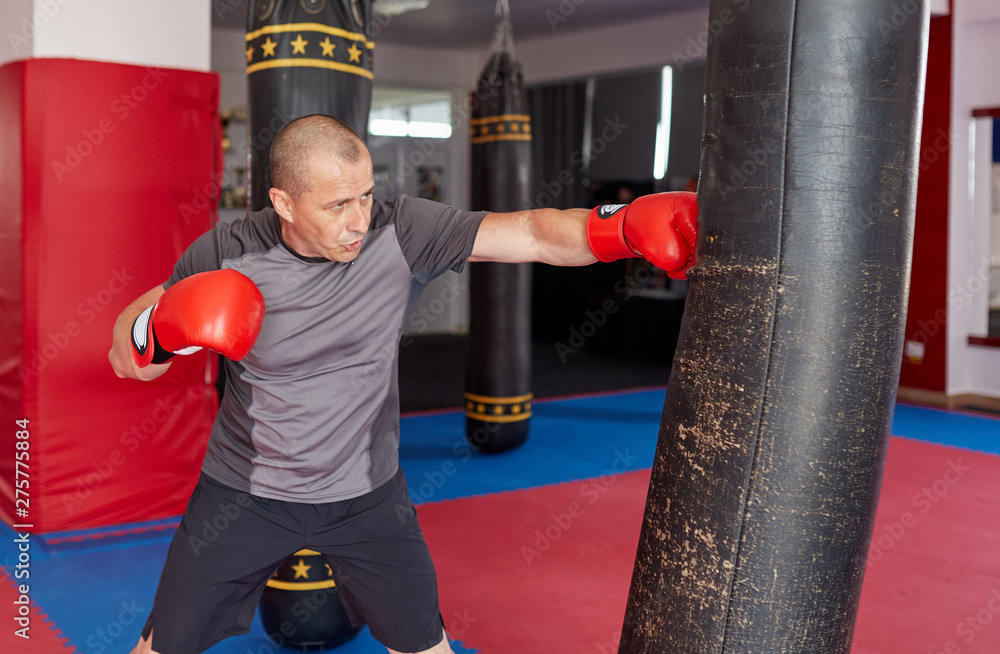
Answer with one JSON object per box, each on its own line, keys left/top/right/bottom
{"left": 214, "top": 0, "right": 708, "bottom": 49}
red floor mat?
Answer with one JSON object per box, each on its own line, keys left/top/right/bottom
{"left": 854, "top": 438, "right": 1000, "bottom": 654}
{"left": 420, "top": 471, "right": 650, "bottom": 654}
{"left": 0, "top": 569, "right": 77, "bottom": 653}
{"left": 419, "top": 437, "right": 1000, "bottom": 654}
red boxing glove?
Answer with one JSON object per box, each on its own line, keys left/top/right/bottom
{"left": 586, "top": 191, "right": 699, "bottom": 279}
{"left": 131, "top": 269, "right": 265, "bottom": 368}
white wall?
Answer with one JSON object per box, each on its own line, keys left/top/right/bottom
{"left": 948, "top": 0, "right": 1000, "bottom": 397}
{"left": 517, "top": 8, "right": 709, "bottom": 85}
{"left": 374, "top": 41, "right": 485, "bottom": 89}
{"left": 374, "top": 8, "right": 713, "bottom": 87}
{"left": 958, "top": 0, "right": 1000, "bottom": 22}
{"left": 212, "top": 28, "right": 249, "bottom": 109}
{"left": 0, "top": 0, "right": 34, "bottom": 67}
{"left": 2, "top": 0, "right": 211, "bottom": 71}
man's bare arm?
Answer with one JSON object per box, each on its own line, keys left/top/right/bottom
{"left": 468, "top": 194, "right": 699, "bottom": 279}
{"left": 108, "top": 284, "right": 171, "bottom": 381}
{"left": 468, "top": 208, "right": 595, "bottom": 266}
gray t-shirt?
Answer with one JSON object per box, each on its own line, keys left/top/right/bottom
{"left": 164, "top": 196, "right": 488, "bottom": 503}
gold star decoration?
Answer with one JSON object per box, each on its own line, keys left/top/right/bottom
{"left": 466, "top": 401, "right": 474, "bottom": 411}
{"left": 511, "top": 122, "right": 520, "bottom": 132}
{"left": 523, "top": 123, "right": 531, "bottom": 133}
{"left": 492, "top": 405, "right": 504, "bottom": 415}
{"left": 290, "top": 34, "right": 308, "bottom": 55}
{"left": 319, "top": 37, "right": 336, "bottom": 57}
{"left": 347, "top": 43, "right": 362, "bottom": 63}
{"left": 476, "top": 404, "right": 486, "bottom": 414}
{"left": 496, "top": 123, "right": 505, "bottom": 133}
{"left": 523, "top": 402, "right": 531, "bottom": 412}
{"left": 480, "top": 126, "right": 489, "bottom": 135}
{"left": 291, "top": 559, "right": 311, "bottom": 579}
{"left": 245, "top": 45, "right": 254, "bottom": 63}
{"left": 511, "top": 404, "right": 521, "bottom": 414}
{"left": 261, "top": 37, "right": 277, "bottom": 57}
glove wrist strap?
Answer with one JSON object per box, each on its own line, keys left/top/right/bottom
{"left": 586, "top": 204, "right": 640, "bottom": 262}
{"left": 150, "top": 330, "right": 176, "bottom": 365}
{"left": 130, "top": 304, "right": 175, "bottom": 367}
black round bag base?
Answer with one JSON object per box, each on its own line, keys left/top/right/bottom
{"left": 465, "top": 418, "right": 529, "bottom": 454}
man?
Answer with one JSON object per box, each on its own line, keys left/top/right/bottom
{"left": 109, "top": 114, "right": 698, "bottom": 654}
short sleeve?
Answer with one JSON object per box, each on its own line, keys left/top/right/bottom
{"left": 385, "top": 196, "right": 488, "bottom": 284}
{"left": 164, "top": 226, "right": 222, "bottom": 288}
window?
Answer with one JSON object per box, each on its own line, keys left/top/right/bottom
{"left": 369, "top": 88, "right": 452, "bottom": 139}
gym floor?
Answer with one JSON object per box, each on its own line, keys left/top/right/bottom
{"left": 2, "top": 337, "right": 999, "bottom": 653}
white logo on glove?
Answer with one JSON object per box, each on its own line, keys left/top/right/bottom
{"left": 597, "top": 204, "right": 628, "bottom": 219}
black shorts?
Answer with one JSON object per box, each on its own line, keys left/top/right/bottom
{"left": 141, "top": 468, "right": 443, "bottom": 654}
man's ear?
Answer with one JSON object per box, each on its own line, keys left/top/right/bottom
{"left": 269, "top": 187, "right": 293, "bottom": 223}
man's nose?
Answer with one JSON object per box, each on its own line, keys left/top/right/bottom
{"left": 347, "top": 204, "right": 370, "bottom": 234}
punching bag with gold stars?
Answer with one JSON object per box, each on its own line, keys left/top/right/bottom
{"left": 464, "top": 0, "right": 533, "bottom": 454}
{"left": 244, "top": 0, "right": 374, "bottom": 211}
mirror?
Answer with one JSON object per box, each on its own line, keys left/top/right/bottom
{"left": 367, "top": 87, "right": 454, "bottom": 201}
{"left": 970, "top": 111, "right": 1000, "bottom": 339}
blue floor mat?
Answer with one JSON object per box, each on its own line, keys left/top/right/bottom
{"left": 892, "top": 403, "right": 1000, "bottom": 455}
{"left": 397, "top": 389, "right": 666, "bottom": 505}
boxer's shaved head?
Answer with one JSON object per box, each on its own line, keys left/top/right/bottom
{"left": 270, "top": 115, "right": 366, "bottom": 200}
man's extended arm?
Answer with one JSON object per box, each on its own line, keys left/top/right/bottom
{"left": 468, "top": 192, "right": 699, "bottom": 277}
{"left": 468, "top": 208, "right": 594, "bottom": 266}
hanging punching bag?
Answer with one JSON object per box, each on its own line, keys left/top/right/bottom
{"left": 619, "top": 1, "right": 929, "bottom": 652}
{"left": 246, "top": 1, "right": 373, "bottom": 647}
{"left": 245, "top": 0, "right": 374, "bottom": 211}
{"left": 464, "top": 0, "right": 533, "bottom": 454}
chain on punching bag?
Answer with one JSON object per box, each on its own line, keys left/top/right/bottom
{"left": 246, "top": 1, "right": 374, "bottom": 648}
{"left": 245, "top": 0, "right": 374, "bottom": 211}
{"left": 464, "top": 0, "right": 533, "bottom": 454}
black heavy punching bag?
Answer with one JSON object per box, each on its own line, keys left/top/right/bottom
{"left": 619, "top": 1, "right": 929, "bottom": 653}
{"left": 245, "top": 0, "right": 374, "bottom": 211}
{"left": 464, "top": 0, "right": 533, "bottom": 454}
{"left": 246, "top": 1, "right": 373, "bottom": 648}
{"left": 259, "top": 550, "right": 362, "bottom": 650}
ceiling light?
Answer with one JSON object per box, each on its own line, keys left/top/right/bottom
{"left": 373, "top": 0, "right": 430, "bottom": 16}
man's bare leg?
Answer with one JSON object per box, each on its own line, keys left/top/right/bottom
{"left": 129, "top": 629, "right": 158, "bottom": 654}
{"left": 387, "top": 628, "right": 454, "bottom": 654}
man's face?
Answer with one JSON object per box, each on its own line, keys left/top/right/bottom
{"left": 275, "top": 152, "right": 375, "bottom": 263}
